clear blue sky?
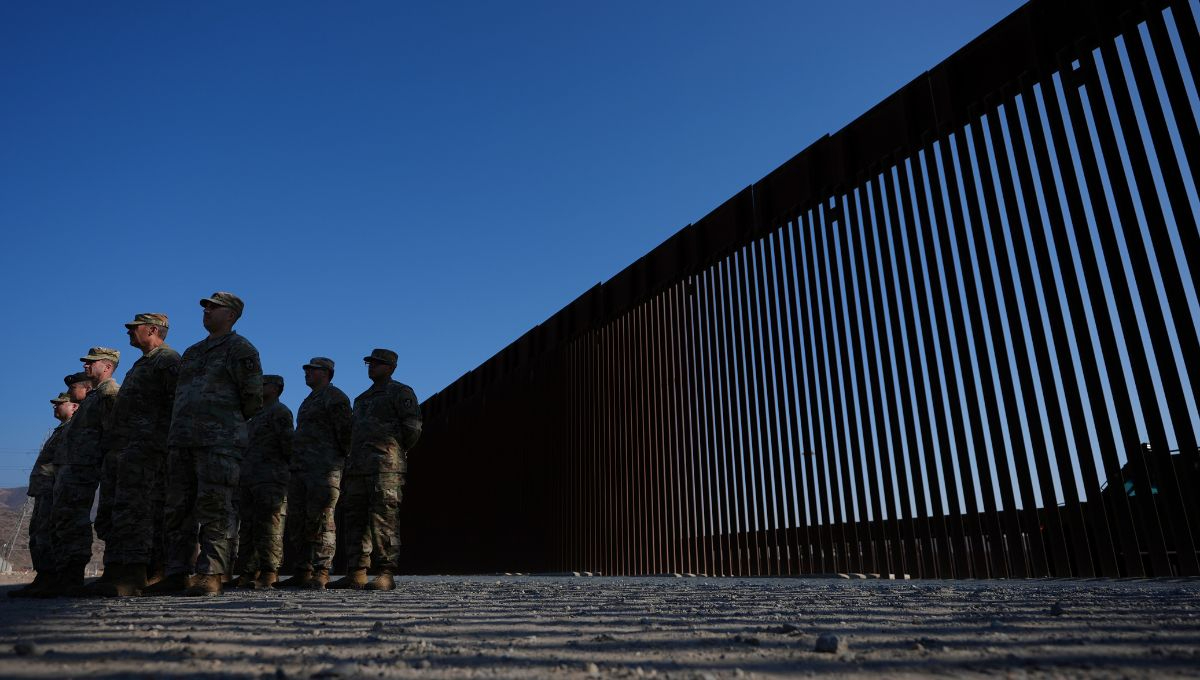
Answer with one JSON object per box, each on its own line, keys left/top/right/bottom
{"left": 0, "top": 1, "right": 1024, "bottom": 488}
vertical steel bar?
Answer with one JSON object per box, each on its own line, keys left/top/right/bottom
{"left": 751, "top": 236, "right": 786, "bottom": 574}
{"left": 717, "top": 258, "right": 747, "bottom": 575}
{"left": 774, "top": 223, "right": 809, "bottom": 574}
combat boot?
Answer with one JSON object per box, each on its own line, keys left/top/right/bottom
{"left": 145, "top": 564, "right": 165, "bottom": 586}
{"left": 8, "top": 572, "right": 50, "bottom": 598}
{"left": 364, "top": 569, "right": 395, "bottom": 591}
{"left": 276, "top": 568, "right": 312, "bottom": 588}
{"left": 141, "top": 572, "right": 189, "bottom": 596}
{"left": 300, "top": 568, "right": 329, "bottom": 590}
{"left": 230, "top": 572, "right": 258, "bottom": 589}
{"left": 180, "top": 573, "right": 223, "bottom": 596}
{"left": 32, "top": 561, "right": 86, "bottom": 598}
{"left": 71, "top": 564, "right": 129, "bottom": 597}
{"left": 327, "top": 568, "right": 368, "bottom": 590}
{"left": 253, "top": 571, "right": 277, "bottom": 590}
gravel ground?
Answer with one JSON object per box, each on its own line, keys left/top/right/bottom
{"left": 1, "top": 574, "right": 1198, "bottom": 678}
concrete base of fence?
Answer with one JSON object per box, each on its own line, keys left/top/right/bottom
{"left": 0, "top": 574, "right": 1196, "bottom": 678}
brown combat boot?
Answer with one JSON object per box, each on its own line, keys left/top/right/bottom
{"left": 8, "top": 572, "right": 50, "bottom": 598}
{"left": 71, "top": 564, "right": 129, "bottom": 597}
{"left": 145, "top": 564, "right": 165, "bottom": 586}
{"left": 86, "top": 564, "right": 148, "bottom": 598}
{"left": 276, "top": 568, "right": 312, "bottom": 588}
{"left": 141, "top": 573, "right": 189, "bottom": 596}
{"left": 300, "top": 568, "right": 329, "bottom": 590}
{"left": 32, "top": 561, "right": 86, "bottom": 598}
{"left": 180, "top": 573, "right": 223, "bottom": 597}
{"left": 230, "top": 572, "right": 258, "bottom": 589}
{"left": 253, "top": 571, "right": 277, "bottom": 590}
{"left": 364, "top": 569, "right": 395, "bottom": 591}
{"left": 327, "top": 568, "right": 368, "bottom": 590}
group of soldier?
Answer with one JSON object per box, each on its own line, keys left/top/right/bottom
{"left": 10, "top": 291, "right": 423, "bottom": 598}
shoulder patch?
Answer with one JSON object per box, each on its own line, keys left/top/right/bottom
{"left": 243, "top": 355, "right": 261, "bottom": 373}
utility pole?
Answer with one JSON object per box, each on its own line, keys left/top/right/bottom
{"left": 4, "top": 496, "right": 32, "bottom": 564}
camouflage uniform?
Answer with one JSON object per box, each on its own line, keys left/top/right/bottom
{"left": 285, "top": 382, "right": 352, "bottom": 573}
{"left": 27, "top": 403, "right": 72, "bottom": 573}
{"left": 51, "top": 375, "right": 120, "bottom": 568}
{"left": 164, "top": 330, "right": 262, "bottom": 577}
{"left": 234, "top": 397, "right": 293, "bottom": 573}
{"left": 342, "top": 378, "right": 422, "bottom": 571}
{"left": 105, "top": 340, "right": 181, "bottom": 568}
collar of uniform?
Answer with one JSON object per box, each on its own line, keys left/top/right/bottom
{"left": 145, "top": 344, "right": 171, "bottom": 359}
{"left": 201, "top": 331, "right": 237, "bottom": 352}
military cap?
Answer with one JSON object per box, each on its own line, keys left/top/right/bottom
{"left": 199, "top": 291, "right": 245, "bottom": 316}
{"left": 50, "top": 392, "right": 71, "bottom": 404}
{"left": 80, "top": 347, "right": 121, "bottom": 366}
{"left": 363, "top": 348, "right": 398, "bottom": 366}
{"left": 124, "top": 312, "right": 169, "bottom": 329}
{"left": 63, "top": 371, "right": 90, "bottom": 387}
{"left": 263, "top": 374, "right": 285, "bottom": 387}
{"left": 302, "top": 357, "right": 335, "bottom": 371}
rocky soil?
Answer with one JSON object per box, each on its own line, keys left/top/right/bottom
{"left": 0, "top": 574, "right": 1197, "bottom": 678}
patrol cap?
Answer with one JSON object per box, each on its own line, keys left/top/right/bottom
{"left": 124, "top": 312, "right": 169, "bottom": 329}
{"left": 51, "top": 392, "right": 71, "bottom": 404}
{"left": 263, "top": 374, "right": 285, "bottom": 388}
{"left": 80, "top": 347, "right": 121, "bottom": 367}
{"left": 63, "top": 372, "right": 90, "bottom": 387}
{"left": 303, "top": 357, "right": 335, "bottom": 371}
{"left": 199, "top": 291, "right": 245, "bottom": 316}
{"left": 363, "top": 348, "right": 398, "bottom": 366}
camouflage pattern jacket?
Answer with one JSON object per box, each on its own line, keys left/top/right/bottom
{"left": 28, "top": 421, "right": 70, "bottom": 496}
{"left": 347, "top": 380, "right": 422, "bottom": 476}
{"left": 61, "top": 378, "right": 120, "bottom": 468}
{"left": 108, "top": 344, "right": 181, "bottom": 454}
{"left": 168, "top": 331, "right": 263, "bottom": 450}
{"left": 243, "top": 400, "right": 294, "bottom": 486}
{"left": 292, "top": 384, "right": 352, "bottom": 479}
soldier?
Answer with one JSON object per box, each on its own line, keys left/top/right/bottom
{"left": 9, "top": 393, "right": 79, "bottom": 598}
{"left": 278, "top": 357, "right": 351, "bottom": 589}
{"left": 231, "top": 374, "right": 293, "bottom": 589}
{"left": 329, "top": 349, "right": 422, "bottom": 590}
{"left": 81, "top": 313, "right": 180, "bottom": 597}
{"left": 145, "top": 292, "right": 262, "bottom": 597}
{"left": 64, "top": 371, "right": 93, "bottom": 402}
{"left": 39, "top": 347, "right": 121, "bottom": 597}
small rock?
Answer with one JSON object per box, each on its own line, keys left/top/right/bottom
{"left": 731, "top": 634, "right": 760, "bottom": 646}
{"left": 417, "top": 659, "right": 432, "bottom": 669}
{"left": 593, "top": 633, "right": 617, "bottom": 642}
{"left": 772, "top": 623, "right": 802, "bottom": 634}
{"left": 13, "top": 643, "right": 40, "bottom": 657}
{"left": 1050, "top": 602, "right": 1066, "bottom": 616}
{"left": 371, "top": 621, "right": 384, "bottom": 632}
{"left": 734, "top": 669, "right": 746, "bottom": 677}
{"left": 585, "top": 662, "right": 600, "bottom": 674}
{"left": 815, "top": 633, "right": 847, "bottom": 654}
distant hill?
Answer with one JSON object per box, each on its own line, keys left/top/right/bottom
{"left": 0, "top": 486, "right": 29, "bottom": 511}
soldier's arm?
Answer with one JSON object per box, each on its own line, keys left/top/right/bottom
{"left": 332, "top": 391, "right": 353, "bottom": 457}
{"left": 232, "top": 345, "right": 264, "bottom": 420}
{"left": 394, "top": 385, "right": 423, "bottom": 452}
{"left": 277, "top": 408, "right": 295, "bottom": 465}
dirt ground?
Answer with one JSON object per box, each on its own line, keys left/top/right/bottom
{"left": 0, "top": 574, "right": 1197, "bottom": 679}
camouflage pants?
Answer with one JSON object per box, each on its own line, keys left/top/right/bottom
{"left": 284, "top": 474, "right": 340, "bottom": 572}
{"left": 49, "top": 464, "right": 101, "bottom": 568}
{"left": 104, "top": 446, "right": 166, "bottom": 567}
{"left": 28, "top": 494, "right": 54, "bottom": 573}
{"left": 340, "top": 472, "right": 403, "bottom": 571}
{"left": 94, "top": 450, "right": 119, "bottom": 542}
{"left": 234, "top": 483, "right": 288, "bottom": 573}
{"left": 163, "top": 446, "right": 242, "bottom": 576}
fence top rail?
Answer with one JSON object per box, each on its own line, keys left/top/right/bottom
{"left": 422, "top": 0, "right": 1168, "bottom": 414}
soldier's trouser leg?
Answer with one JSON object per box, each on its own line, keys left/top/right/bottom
{"left": 283, "top": 476, "right": 306, "bottom": 572}
{"left": 28, "top": 494, "right": 55, "bottom": 572}
{"left": 250, "top": 483, "right": 288, "bottom": 572}
{"left": 106, "top": 448, "right": 166, "bottom": 566}
{"left": 50, "top": 465, "right": 102, "bottom": 569}
{"left": 292, "top": 479, "right": 340, "bottom": 575}
{"left": 94, "top": 450, "right": 121, "bottom": 544}
{"left": 164, "top": 446, "right": 243, "bottom": 576}
{"left": 233, "top": 483, "right": 255, "bottom": 574}
{"left": 341, "top": 473, "right": 402, "bottom": 571}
